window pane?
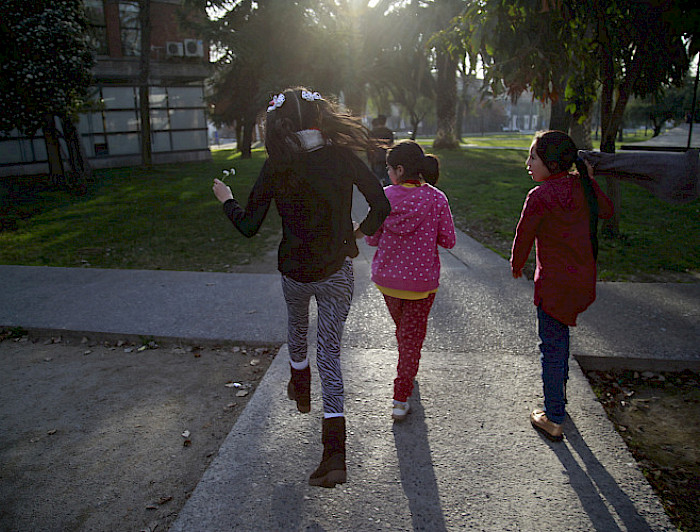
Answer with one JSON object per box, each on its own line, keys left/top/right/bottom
{"left": 171, "top": 130, "right": 207, "bottom": 151}
{"left": 32, "top": 138, "right": 47, "bottom": 161}
{"left": 78, "top": 112, "right": 105, "bottom": 135}
{"left": 107, "top": 133, "right": 139, "bottom": 155}
{"left": 102, "top": 87, "right": 136, "bottom": 109}
{"left": 119, "top": 2, "right": 140, "bottom": 56}
{"left": 105, "top": 111, "right": 139, "bottom": 132}
{"left": 86, "top": 0, "right": 105, "bottom": 24}
{"left": 0, "top": 140, "right": 21, "bottom": 164}
{"left": 167, "top": 86, "right": 204, "bottom": 108}
{"left": 119, "top": 2, "right": 139, "bottom": 28}
{"left": 152, "top": 132, "right": 171, "bottom": 153}
{"left": 85, "top": 0, "right": 108, "bottom": 54}
{"left": 150, "top": 87, "right": 168, "bottom": 108}
{"left": 121, "top": 28, "right": 141, "bottom": 56}
{"left": 150, "top": 109, "right": 169, "bottom": 130}
{"left": 169, "top": 109, "right": 205, "bottom": 130}
{"left": 92, "top": 136, "right": 109, "bottom": 157}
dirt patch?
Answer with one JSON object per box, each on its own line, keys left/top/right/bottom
{"left": 0, "top": 331, "right": 278, "bottom": 532}
{"left": 585, "top": 369, "right": 700, "bottom": 531}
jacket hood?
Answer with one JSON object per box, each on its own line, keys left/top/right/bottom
{"left": 383, "top": 185, "right": 439, "bottom": 236}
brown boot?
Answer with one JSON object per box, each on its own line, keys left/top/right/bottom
{"left": 287, "top": 365, "right": 310, "bottom": 413}
{"left": 309, "top": 417, "right": 347, "bottom": 488}
{"left": 530, "top": 409, "right": 563, "bottom": 442}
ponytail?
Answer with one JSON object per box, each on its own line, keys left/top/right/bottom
{"left": 387, "top": 140, "right": 440, "bottom": 184}
{"left": 575, "top": 156, "right": 599, "bottom": 261}
{"left": 421, "top": 155, "right": 440, "bottom": 185}
{"left": 535, "top": 131, "right": 600, "bottom": 261}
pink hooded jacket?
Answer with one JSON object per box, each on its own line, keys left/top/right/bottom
{"left": 366, "top": 184, "right": 456, "bottom": 292}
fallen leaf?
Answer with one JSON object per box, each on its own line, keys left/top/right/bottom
{"left": 47, "top": 429, "right": 57, "bottom": 435}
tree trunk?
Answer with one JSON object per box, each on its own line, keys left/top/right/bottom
{"left": 139, "top": 0, "right": 152, "bottom": 167}
{"left": 239, "top": 114, "right": 255, "bottom": 159}
{"left": 235, "top": 120, "right": 243, "bottom": 153}
{"left": 596, "top": 2, "right": 620, "bottom": 237}
{"left": 433, "top": 50, "right": 460, "bottom": 150}
{"left": 60, "top": 113, "right": 92, "bottom": 194}
{"left": 410, "top": 115, "right": 419, "bottom": 140}
{"left": 548, "top": 97, "right": 571, "bottom": 132}
{"left": 43, "top": 114, "right": 64, "bottom": 188}
{"left": 569, "top": 110, "right": 593, "bottom": 151}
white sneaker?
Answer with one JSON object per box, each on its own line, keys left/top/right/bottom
{"left": 392, "top": 400, "right": 410, "bottom": 421}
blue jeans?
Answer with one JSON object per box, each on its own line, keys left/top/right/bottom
{"left": 537, "top": 305, "right": 570, "bottom": 425}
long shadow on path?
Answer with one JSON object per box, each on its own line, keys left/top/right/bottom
{"left": 393, "top": 382, "right": 448, "bottom": 532}
{"left": 547, "top": 419, "right": 656, "bottom": 532}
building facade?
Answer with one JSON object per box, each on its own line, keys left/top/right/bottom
{"left": 0, "top": 0, "right": 212, "bottom": 177}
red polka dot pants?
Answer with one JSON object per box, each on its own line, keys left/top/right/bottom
{"left": 383, "top": 292, "right": 436, "bottom": 402}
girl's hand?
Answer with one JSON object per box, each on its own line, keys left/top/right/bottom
{"left": 353, "top": 221, "right": 365, "bottom": 239}
{"left": 512, "top": 267, "right": 523, "bottom": 279}
{"left": 212, "top": 178, "right": 233, "bottom": 203}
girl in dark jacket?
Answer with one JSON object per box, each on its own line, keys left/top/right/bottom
{"left": 213, "top": 87, "right": 390, "bottom": 487}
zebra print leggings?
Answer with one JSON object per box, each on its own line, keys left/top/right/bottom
{"left": 281, "top": 260, "right": 354, "bottom": 416}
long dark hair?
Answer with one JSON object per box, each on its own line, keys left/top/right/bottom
{"left": 264, "top": 86, "right": 376, "bottom": 166}
{"left": 386, "top": 140, "right": 440, "bottom": 185}
{"left": 533, "top": 130, "right": 600, "bottom": 259}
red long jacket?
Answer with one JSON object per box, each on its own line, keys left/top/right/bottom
{"left": 511, "top": 172, "right": 614, "bottom": 326}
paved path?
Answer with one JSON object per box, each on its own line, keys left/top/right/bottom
{"left": 624, "top": 123, "right": 700, "bottom": 149}
{"left": 2, "top": 190, "right": 698, "bottom": 530}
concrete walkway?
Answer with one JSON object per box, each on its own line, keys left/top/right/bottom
{"left": 2, "top": 188, "right": 698, "bottom": 530}
{"left": 623, "top": 123, "right": 700, "bottom": 149}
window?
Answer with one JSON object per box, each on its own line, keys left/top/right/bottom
{"left": 85, "top": 0, "right": 108, "bottom": 55}
{"left": 119, "top": 1, "right": 141, "bottom": 56}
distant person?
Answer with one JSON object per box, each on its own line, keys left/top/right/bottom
{"left": 368, "top": 114, "right": 395, "bottom": 186}
{"left": 365, "top": 140, "right": 456, "bottom": 421}
{"left": 212, "top": 87, "right": 390, "bottom": 487}
{"left": 511, "top": 130, "right": 614, "bottom": 442}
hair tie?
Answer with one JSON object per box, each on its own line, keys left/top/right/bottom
{"left": 267, "top": 93, "right": 285, "bottom": 113}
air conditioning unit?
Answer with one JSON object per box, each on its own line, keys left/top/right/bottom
{"left": 184, "top": 38, "right": 204, "bottom": 58}
{"left": 166, "top": 41, "right": 184, "bottom": 57}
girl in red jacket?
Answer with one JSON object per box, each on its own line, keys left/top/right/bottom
{"left": 511, "top": 130, "right": 614, "bottom": 441}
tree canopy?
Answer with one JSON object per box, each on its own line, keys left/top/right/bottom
{"left": 0, "top": 0, "right": 94, "bottom": 136}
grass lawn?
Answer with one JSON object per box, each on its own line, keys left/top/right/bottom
{"left": 0, "top": 150, "right": 281, "bottom": 272}
{"left": 1, "top": 141, "right": 698, "bottom": 281}
{"left": 432, "top": 147, "right": 699, "bottom": 281}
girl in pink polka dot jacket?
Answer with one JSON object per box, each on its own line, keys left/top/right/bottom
{"left": 365, "top": 140, "right": 456, "bottom": 421}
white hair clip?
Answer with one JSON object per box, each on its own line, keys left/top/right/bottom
{"left": 267, "top": 93, "right": 285, "bottom": 112}
{"left": 301, "top": 90, "right": 322, "bottom": 102}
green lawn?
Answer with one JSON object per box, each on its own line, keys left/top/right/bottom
{"left": 1, "top": 141, "right": 698, "bottom": 281}
{"left": 432, "top": 147, "right": 699, "bottom": 281}
{"left": 0, "top": 150, "right": 281, "bottom": 272}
